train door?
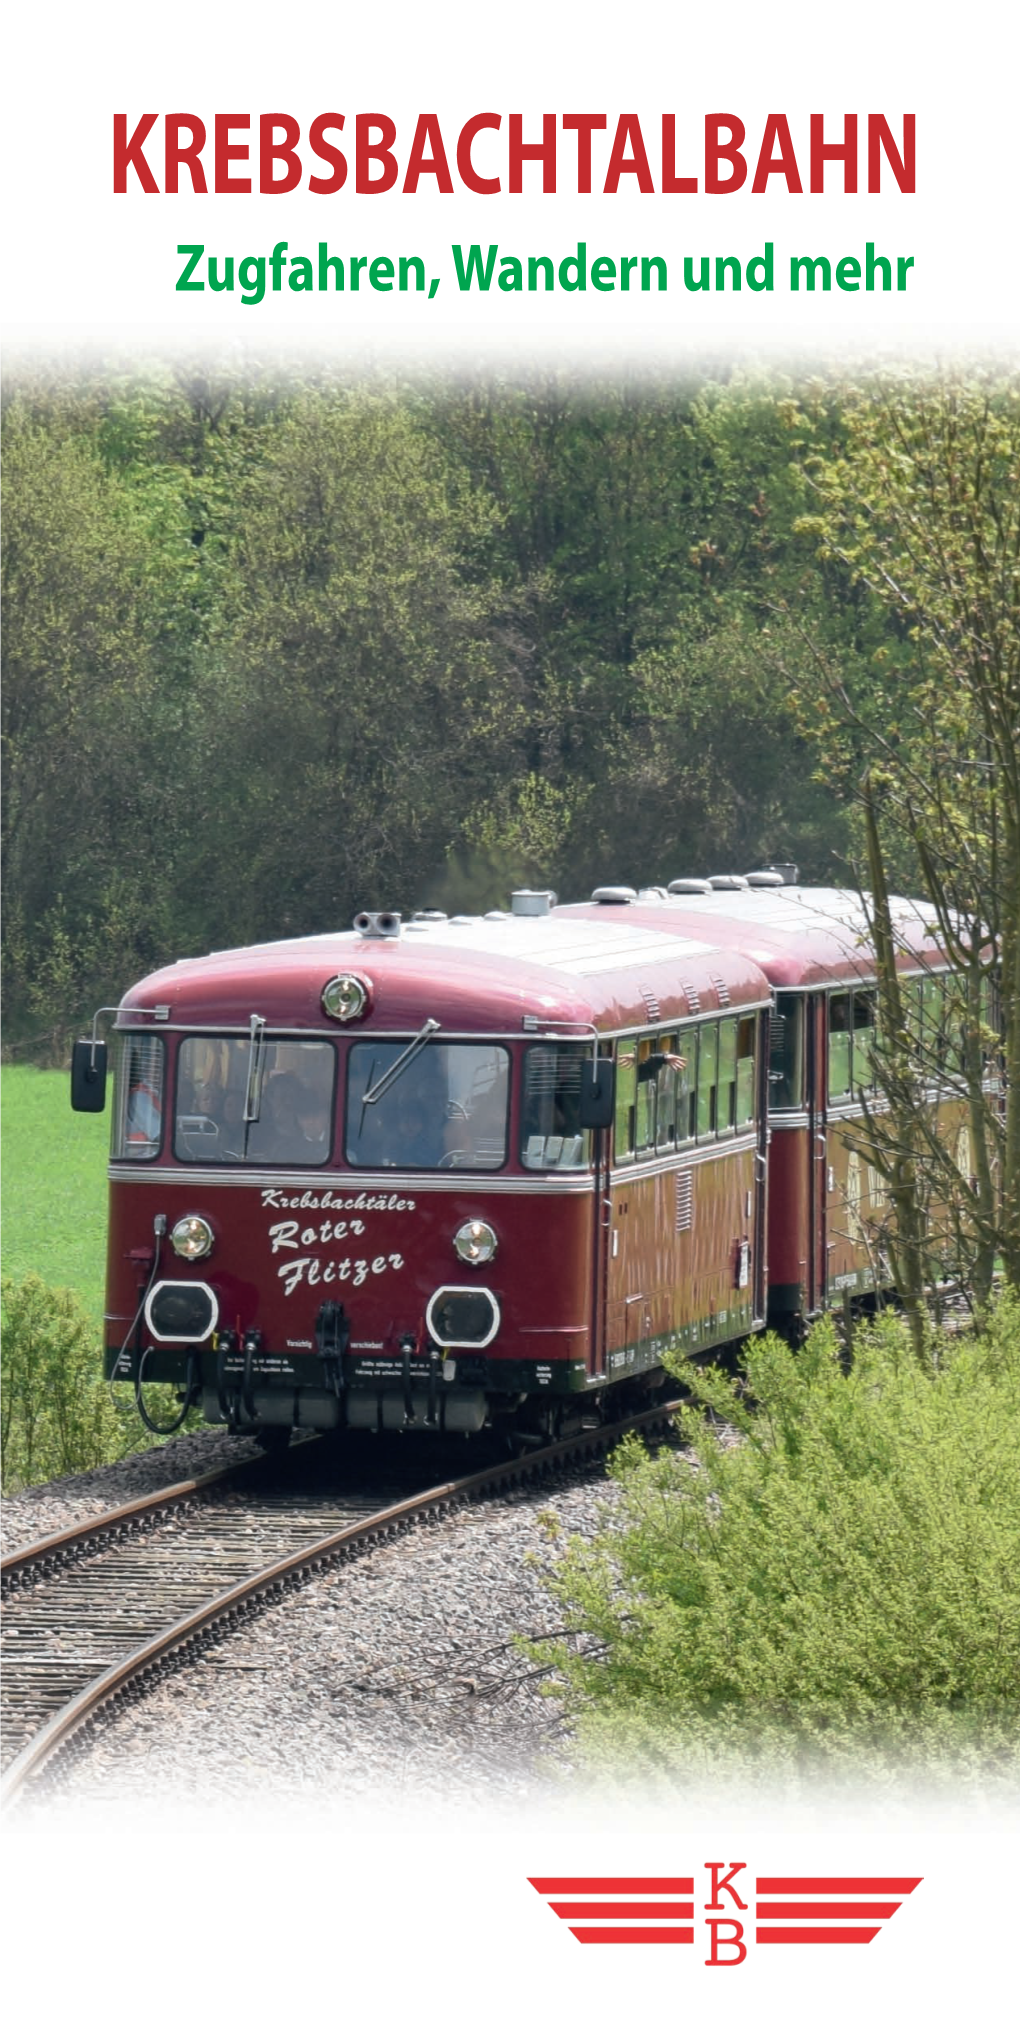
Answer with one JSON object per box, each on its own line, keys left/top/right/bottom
{"left": 805, "top": 993, "right": 829, "bottom": 1312}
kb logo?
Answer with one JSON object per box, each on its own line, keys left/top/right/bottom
{"left": 529, "top": 1866, "right": 921, "bottom": 1963}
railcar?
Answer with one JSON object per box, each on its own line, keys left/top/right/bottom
{"left": 555, "top": 878, "right": 977, "bottom": 1328}
{"left": 72, "top": 903, "right": 773, "bottom": 1440}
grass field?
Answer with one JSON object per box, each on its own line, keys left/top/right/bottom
{"left": 2, "top": 1066, "right": 109, "bottom": 1322}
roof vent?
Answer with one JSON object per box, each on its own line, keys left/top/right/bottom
{"left": 449, "top": 914, "right": 477, "bottom": 925}
{"left": 637, "top": 886, "right": 670, "bottom": 901}
{"left": 709, "top": 973, "right": 732, "bottom": 1007}
{"left": 511, "top": 889, "right": 556, "bottom": 917}
{"left": 483, "top": 910, "right": 511, "bottom": 921}
{"left": 745, "top": 869, "right": 787, "bottom": 889}
{"left": 667, "top": 879, "right": 713, "bottom": 895}
{"left": 410, "top": 909, "right": 448, "bottom": 923}
{"left": 591, "top": 886, "right": 637, "bottom": 906}
{"left": 708, "top": 875, "right": 750, "bottom": 891}
{"left": 354, "top": 911, "right": 402, "bottom": 939}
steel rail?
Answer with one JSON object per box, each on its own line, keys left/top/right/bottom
{"left": 1, "top": 1454, "right": 266, "bottom": 1589}
{"left": 1, "top": 1399, "right": 684, "bottom": 1810}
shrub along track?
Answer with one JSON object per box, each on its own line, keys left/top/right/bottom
{"left": 1, "top": 1403, "right": 683, "bottom": 1809}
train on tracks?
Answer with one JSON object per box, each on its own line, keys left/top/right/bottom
{"left": 71, "top": 876, "right": 972, "bottom": 1442}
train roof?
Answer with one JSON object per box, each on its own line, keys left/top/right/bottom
{"left": 554, "top": 886, "right": 950, "bottom": 989}
{"left": 119, "top": 914, "right": 773, "bottom": 1037}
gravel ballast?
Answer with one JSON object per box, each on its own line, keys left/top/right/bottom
{"left": 1, "top": 1429, "right": 266, "bottom": 1554}
{"left": 7, "top": 1448, "right": 616, "bottom": 1812}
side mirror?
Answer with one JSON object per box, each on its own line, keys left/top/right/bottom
{"left": 579, "top": 1057, "right": 616, "bottom": 1129}
{"left": 71, "top": 1039, "right": 108, "bottom": 1113}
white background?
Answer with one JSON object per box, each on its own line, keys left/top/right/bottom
{"left": 2, "top": 0, "right": 1018, "bottom": 360}
{"left": 2, "top": 3, "right": 1017, "bottom": 2031}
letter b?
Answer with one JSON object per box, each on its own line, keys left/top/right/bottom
{"left": 706, "top": 1920, "right": 747, "bottom": 1966}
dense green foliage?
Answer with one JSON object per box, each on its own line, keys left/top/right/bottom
{"left": 2, "top": 1274, "right": 122, "bottom": 1492}
{"left": 795, "top": 381, "right": 1020, "bottom": 1297}
{"left": 2, "top": 359, "right": 864, "bottom": 1050}
{"left": 0, "top": 1271, "right": 197, "bottom": 1495}
{"left": 1, "top": 1066, "right": 108, "bottom": 1320}
{"left": 531, "top": 1297, "right": 1020, "bottom": 1788}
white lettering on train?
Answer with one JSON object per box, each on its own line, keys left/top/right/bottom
{"left": 261, "top": 1188, "right": 416, "bottom": 1212}
{"left": 276, "top": 1252, "right": 405, "bottom": 1297}
{"left": 267, "top": 1218, "right": 366, "bottom": 1254}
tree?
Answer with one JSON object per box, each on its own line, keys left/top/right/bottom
{"left": 795, "top": 370, "right": 1020, "bottom": 1296}
{"left": 194, "top": 391, "right": 509, "bottom": 940}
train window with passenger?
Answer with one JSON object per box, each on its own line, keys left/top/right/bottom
{"left": 520, "top": 1044, "right": 591, "bottom": 1171}
{"left": 175, "top": 1037, "right": 335, "bottom": 1165}
{"left": 696, "top": 1021, "right": 717, "bottom": 1140}
{"left": 717, "top": 1018, "right": 738, "bottom": 1135}
{"left": 655, "top": 1035, "right": 691, "bottom": 1153}
{"left": 736, "top": 1014, "right": 756, "bottom": 1126}
{"left": 634, "top": 1039, "right": 657, "bottom": 1153}
{"left": 346, "top": 1042, "right": 508, "bottom": 1170}
{"left": 614, "top": 1038, "right": 637, "bottom": 1161}
{"left": 828, "top": 993, "right": 852, "bottom": 1101}
{"left": 112, "top": 1033, "right": 165, "bottom": 1160}
{"left": 768, "top": 993, "right": 804, "bottom": 1109}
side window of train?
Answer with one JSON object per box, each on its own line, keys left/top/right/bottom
{"left": 112, "top": 1033, "right": 165, "bottom": 1160}
{"left": 940, "top": 971, "right": 966, "bottom": 1075}
{"left": 634, "top": 1038, "right": 656, "bottom": 1153}
{"left": 736, "top": 1014, "right": 756, "bottom": 1127}
{"left": 768, "top": 993, "right": 804, "bottom": 1110}
{"left": 696, "top": 1021, "right": 718, "bottom": 1141}
{"left": 679, "top": 1026, "right": 697, "bottom": 1146}
{"left": 520, "top": 1044, "right": 591, "bottom": 1171}
{"left": 652, "top": 1036, "right": 685, "bottom": 1150}
{"left": 717, "top": 1018, "right": 738, "bottom": 1136}
{"left": 920, "top": 974, "right": 945, "bottom": 1078}
{"left": 615, "top": 1038, "right": 637, "bottom": 1161}
{"left": 852, "top": 989, "right": 877, "bottom": 1092}
{"left": 828, "top": 993, "right": 852, "bottom": 1102}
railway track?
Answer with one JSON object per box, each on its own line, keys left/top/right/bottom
{"left": 1, "top": 1403, "right": 682, "bottom": 1810}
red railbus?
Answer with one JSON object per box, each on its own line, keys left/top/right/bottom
{"left": 73, "top": 902, "right": 773, "bottom": 1440}
{"left": 556, "top": 879, "right": 971, "bottom": 1329}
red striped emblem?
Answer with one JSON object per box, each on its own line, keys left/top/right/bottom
{"left": 528, "top": 1877, "right": 694, "bottom": 1944}
{"left": 755, "top": 1876, "right": 922, "bottom": 1945}
{"left": 529, "top": 1871, "right": 922, "bottom": 1954}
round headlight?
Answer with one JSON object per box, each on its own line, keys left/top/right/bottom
{"left": 171, "top": 1214, "right": 214, "bottom": 1261}
{"left": 453, "top": 1219, "right": 498, "bottom": 1266}
{"left": 322, "top": 972, "right": 371, "bottom": 1022}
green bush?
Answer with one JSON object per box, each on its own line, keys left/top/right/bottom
{"left": 1, "top": 1273, "right": 127, "bottom": 1493}
{"left": 531, "top": 1294, "right": 1020, "bottom": 1788}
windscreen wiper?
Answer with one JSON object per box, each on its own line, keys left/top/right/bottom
{"left": 241, "top": 1012, "right": 266, "bottom": 1158}
{"left": 361, "top": 1017, "right": 441, "bottom": 1108}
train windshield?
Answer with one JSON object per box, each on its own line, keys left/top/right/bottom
{"left": 346, "top": 1042, "right": 509, "bottom": 1170}
{"left": 175, "top": 1037, "right": 335, "bottom": 1165}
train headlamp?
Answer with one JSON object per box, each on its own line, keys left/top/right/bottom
{"left": 170, "top": 1214, "right": 214, "bottom": 1261}
{"left": 322, "top": 972, "right": 371, "bottom": 1022}
{"left": 453, "top": 1219, "right": 498, "bottom": 1266}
